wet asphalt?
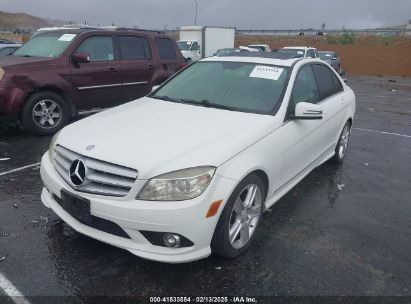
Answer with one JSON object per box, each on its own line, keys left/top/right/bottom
{"left": 0, "top": 76, "right": 410, "bottom": 300}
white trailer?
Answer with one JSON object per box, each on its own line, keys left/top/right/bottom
{"left": 177, "top": 26, "right": 236, "bottom": 61}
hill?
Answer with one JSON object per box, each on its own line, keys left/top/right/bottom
{"left": 0, "top": 10, "right": 55, "bottom": 29}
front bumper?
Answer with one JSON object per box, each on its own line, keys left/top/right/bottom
{"left": 40, "top": 153, "right": 237, "bottom": 263}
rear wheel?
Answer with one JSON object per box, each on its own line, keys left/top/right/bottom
{"left": 211, "top": 174, "right": 265, "bottom": 258}
{"left": 331, "top": 121, "right": 351, "bottom": 163}
{"left": 21, "top": 91, "right": 70, "bottom": 135}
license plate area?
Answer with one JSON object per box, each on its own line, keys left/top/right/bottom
{"left": 60, "top": 189, "right": 92, "bottom": 225}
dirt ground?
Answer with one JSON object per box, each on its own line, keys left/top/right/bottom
{"left": 236, "top": 36, "right": 411, "bottom": 77}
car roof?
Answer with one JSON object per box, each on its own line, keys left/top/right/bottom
{"left": 281, "top": 46, "right": 315, "bottom": 50}
{"left": 35, "top": 27, "right": 165, "bottom": 36}
{"left": 202, "top": 53, "right": 309, "bottom": 67}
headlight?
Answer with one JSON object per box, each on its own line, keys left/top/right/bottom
{"left": 136, "top": 166, "right": 216, "bottom": 201}
{"left": 48, "top": 130, "right": 61, "bottom": 160}
{"left": 0, "top": 67, "right": 4, "bottom": 81}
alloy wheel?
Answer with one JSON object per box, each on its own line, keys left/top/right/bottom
{"left": 32, "top": 99, "right": 62, "bottom": 129}
{"left": 228, "top": 184, "right": 262, "bottom": 249}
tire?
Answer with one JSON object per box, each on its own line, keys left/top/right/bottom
{"left": 211, "top": 174, "right": 266, "bottom": 258}
{"left": 21, "top": 91, "right": 70, "bottom": 135}
{"left": 331, "top": 121, "right": 352, "bottom": 163}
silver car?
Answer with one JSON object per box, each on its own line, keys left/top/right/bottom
{"left": 318, "top": 51, "right": 341, "bottom": 75}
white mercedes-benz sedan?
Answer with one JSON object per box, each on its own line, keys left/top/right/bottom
{"left": 40, "top": 54, "right": 355, "bottom": 263}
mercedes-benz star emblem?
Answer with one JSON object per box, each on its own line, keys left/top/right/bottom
{"left": 69, "top": 159, "right": 86, "bottom": 186}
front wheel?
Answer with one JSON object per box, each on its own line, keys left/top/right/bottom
{"left": 21, "top": 91, "right": 70, "bottom": 135}
{"left": 331, "top": 121, "right": 351, "bottom": 163}
{"left": 211, "top": 174, "right": 265, "bottom": 258}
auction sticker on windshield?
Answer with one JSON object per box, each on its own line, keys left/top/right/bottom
{"left": 58, "top": 34, "right": 76, "bottom": 42}
{"left": 250, "top": 65, "right": 284, "bottom": 80}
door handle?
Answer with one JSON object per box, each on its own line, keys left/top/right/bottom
{"left": 148, "top": 65, "right": 156, "bottom": 70}
{"left": 109, "top": 67, "right": 117, "bottom": 71}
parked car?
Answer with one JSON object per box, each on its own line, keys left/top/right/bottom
{"left": 247, "top": 44, "right": 271, "bottom": 52}
{"left": 40, "top": 53, "right": 355, "bottom": 263}
{"left": 279, "top": 46, "right": 319, "bottom": 58}
{"left": 238, "top": 46, "right": 260, "bottom": 52}
{"left": 0, "top": 39, "right": 17, "bottom": 45}
{"left": 318, "top": 51, "right": 341, "bottom": 74}
{"left": 213, "top": 48, "right": 257, "bottom": 56}
{"left": 0, "top": 44, "right": 22, "bottom": 57}
{"left": 0, "top": 28, "right": 186, "bottom": 135}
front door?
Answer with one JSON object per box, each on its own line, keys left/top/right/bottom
{"left": 70, "top": 35, "right": 124, "bottom": 110}
{"left": 275, "top": 64, "right": 324, "bottom": 188}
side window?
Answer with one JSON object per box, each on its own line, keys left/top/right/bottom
{"left": 191, "top": 42, "right": 199, "bottom": 51}
{"left": 290, "top": 65, "right": 320, "bottom": 112}
{"left": 312, "top": 64, "right": 342, "bottom": 99}
{"left": 155, "top": 38, "right": 177, "bottom": 60}
{"left": 307, "top": 49, "right": 315, "bottom": 58}
{"left": 76, "top": 36, "right": 114, "bottom": 62}
{"left": 118, "top": 36, "right": 151, "bottom": 60}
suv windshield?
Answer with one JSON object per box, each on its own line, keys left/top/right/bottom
{"left": 177, "top": 41, "right": 192, "bottom": 51}
{"left": 278, "top": 49, "right": 305, "bottom": 58}
{"left": 319, "top": 52, "right": 333, "bottom": 60}
{"left": 151, "top": 61, "right": 290, "bottom": 115}
{"left": 13, "top": 32, "right": 76, "bottom": 58}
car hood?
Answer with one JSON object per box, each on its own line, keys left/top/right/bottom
{"left": 57, "top": 97, "right": 275, "bottom": 179}
{"left": 0, "top": 55, "right": 54, "bottom": 69}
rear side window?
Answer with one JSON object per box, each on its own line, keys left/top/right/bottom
{"left": 118, "top": 36, "right": 151, "bottom": 60}
{"left": 312, "top": 64, "right": 342, "bottom": 99}
{"left": 155, "top": 38, "right": 177, "bottom": 60}
{"left": 76, "top": 36, "right": 114, "bottom": 61}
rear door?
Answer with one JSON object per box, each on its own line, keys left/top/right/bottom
{"left": 117, "top": 35, "right": 156, "bottom": 102}
{"left": 154, "top": 37, "right": 182, "bottom": 82}
{"left": 70, "top": 35, "right": 124, "bottom": 109}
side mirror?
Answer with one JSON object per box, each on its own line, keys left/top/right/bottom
{"left": 294, "top": 102, "right": 323, "bottom": 120}
{"left": 151, "top": 85, "right": 160, "bottom": 92}
{"left": 72, "top": 52, "right": 90, "bottom": 63}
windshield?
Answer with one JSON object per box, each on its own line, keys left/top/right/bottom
{"left": 13, "top": 32, "right": 76, "bottom": 58}
{"left": 177, "top": 41, "right": 192, "bottom": 51}
{"left": 278, "top": 48, "right": 304, "bottom": 58}
{"left": 318, "top": 52, "right": 333, "bottom": 60}
{"left": 151, "top": 61, "right": 290, "bottom": 115}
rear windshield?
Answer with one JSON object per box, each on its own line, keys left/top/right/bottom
{"left": 13, "top": 32, "right": 76, "bottom": 58}
{"left": 151, "top": 61, "right": 290, "bottom": 115}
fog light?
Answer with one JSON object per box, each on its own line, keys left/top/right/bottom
{"left": 163, "top": 233, "right": 181, "bottom": 248}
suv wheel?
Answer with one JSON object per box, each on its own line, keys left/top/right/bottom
{"left": 211, "top": 174, "right": 265, "bottom": 258}
{"left": 21, "top": 91, "right": 70, "bottom": 135}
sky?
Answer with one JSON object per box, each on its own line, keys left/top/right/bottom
{"left": 1, "top": 0, "right": 410, "bottom": 30}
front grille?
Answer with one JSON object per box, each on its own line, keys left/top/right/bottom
{"left": 53, "top": 145, "right": 138, "bottom": 197}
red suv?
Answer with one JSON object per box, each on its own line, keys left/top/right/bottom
{"left": 0, "top": 28, "right": 186, "bottom": 135}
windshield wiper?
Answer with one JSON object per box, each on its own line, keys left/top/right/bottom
{"left": 180, "top": 98, "right": 236, "bottom": 111}
{"left": 150, "top": 95, "right": 180, "bottom": 103}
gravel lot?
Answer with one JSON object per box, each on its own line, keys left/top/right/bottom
{"left": 0, "top": 75, "right": 410, "bottom": 302}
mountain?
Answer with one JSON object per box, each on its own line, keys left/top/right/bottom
{"left": 0, "top": 10, "right": 67, "bottom": 29}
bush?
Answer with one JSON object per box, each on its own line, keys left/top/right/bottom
{"left": 327, "top": 33, "right": 355, "bottom": 45}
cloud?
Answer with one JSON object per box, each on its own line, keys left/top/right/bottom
{"left": 1, "top": 0, "right": 410, "bottom": 29}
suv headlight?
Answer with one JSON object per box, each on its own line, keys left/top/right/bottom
{"left": 0, "top": 67, "right": 4, "bottom": 81}
{"left": 136, "top": 166, "right": 216, "bottom": 201}
{"left": 48, "top": 130, "right": 61, "bottom": 160}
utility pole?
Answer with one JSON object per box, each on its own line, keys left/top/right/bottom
{"left": 194, "top": 0, "right": 198, "bottom": 26}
